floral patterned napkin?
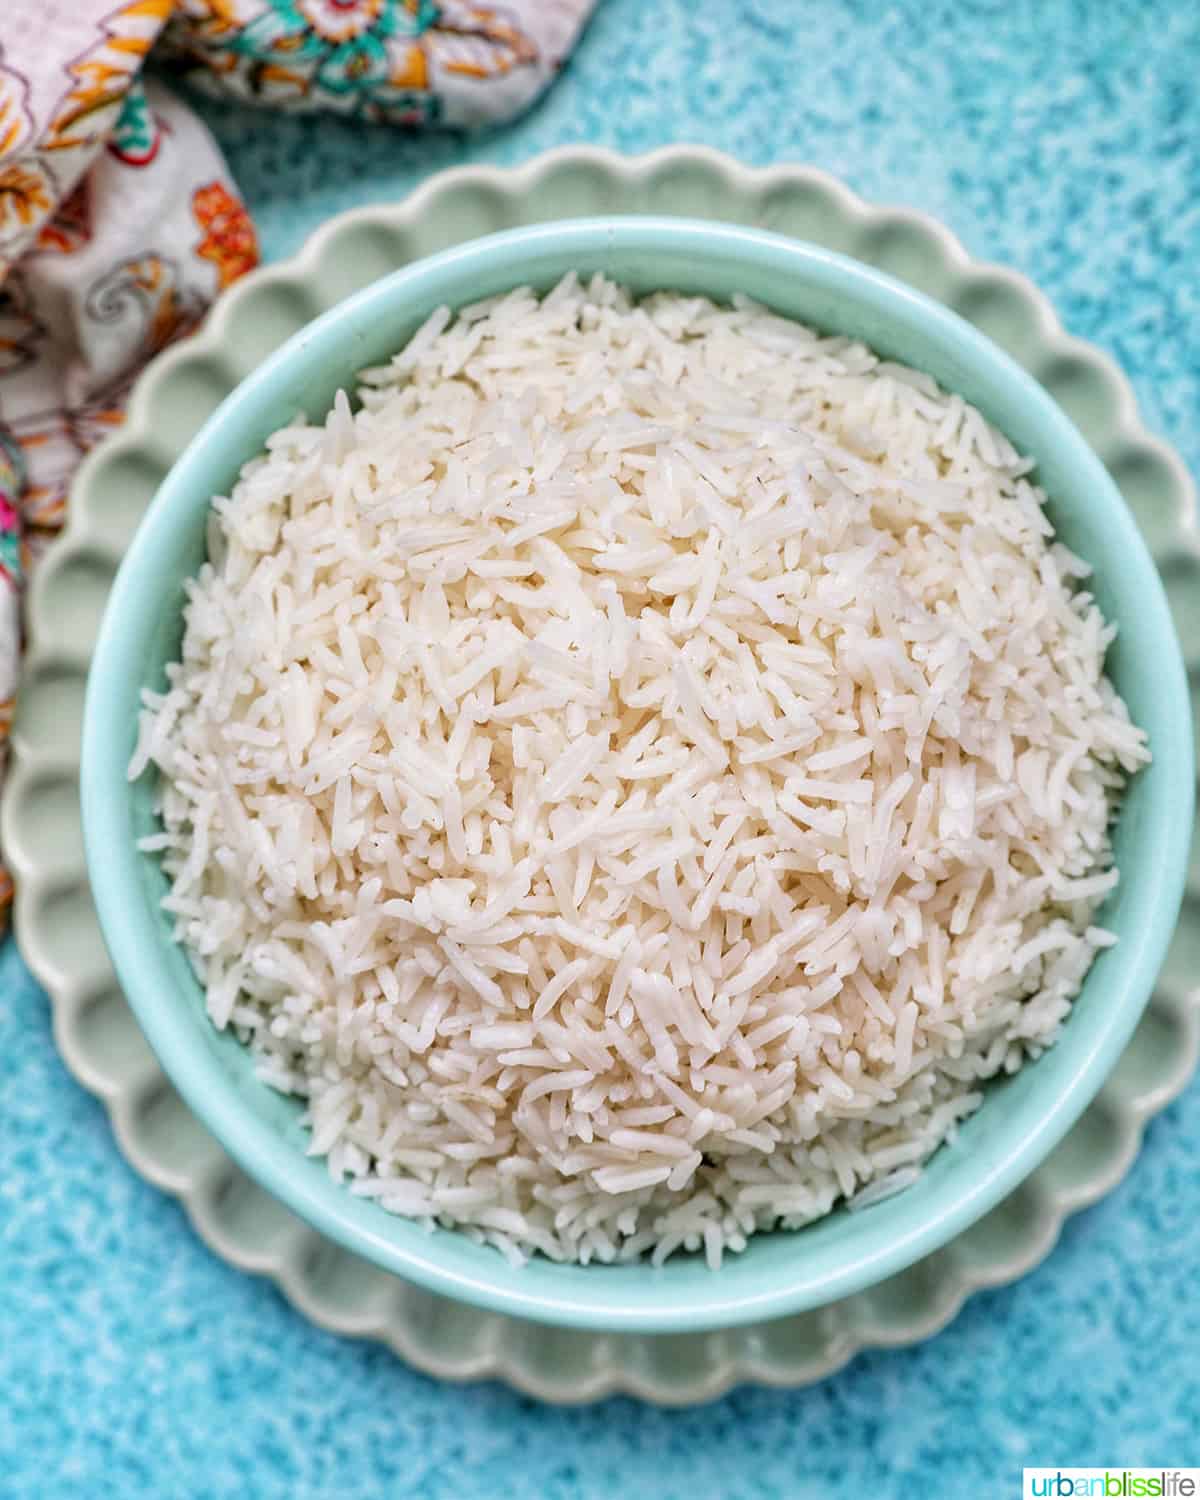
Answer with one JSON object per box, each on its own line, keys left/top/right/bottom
{"left": 0, "top": 0, "right": 594, "bottom": 924}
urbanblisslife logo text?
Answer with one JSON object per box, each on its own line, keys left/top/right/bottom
{"left": 1024, "top": 1473, "right": 1200, "bottom": 1498}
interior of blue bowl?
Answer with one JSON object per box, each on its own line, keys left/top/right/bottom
{"left": 82, "top": 218, "right": 1193, "bottom": 1332}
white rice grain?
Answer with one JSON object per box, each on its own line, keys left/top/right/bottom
{"left": 136, "top": 275, "right": 1148, "bottom": 1268}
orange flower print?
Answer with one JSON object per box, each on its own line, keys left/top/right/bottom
{"left": 0, "top": 63, "right": 34, "bottom": 159}
{"left": 44, "top": 0, "right": 174, "bottom": 154}
{"left": 192, "top": 181, "right": 259, "bottom": 290}
{"left": 34, "top": 180, "right": 92, "bottom": 256}
{"left": 424, "top": 7, "right": 538, "bottom": 83}
{"left": 390, "top": 40, "right": 429, "bottom": 90}
{"left": 0, "top": 160, "right": 54, "bottom": 237}
{"left": 172, "top": 0, "right": 250, "bottom": 38}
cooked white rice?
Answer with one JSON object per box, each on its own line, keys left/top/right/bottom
{"left": 133, "top": 274, "right": 1149, "bottom": 1268}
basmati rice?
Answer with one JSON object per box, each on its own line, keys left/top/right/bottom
{"left": 133, "top": 274, "right": 1149, "bottom": 1267}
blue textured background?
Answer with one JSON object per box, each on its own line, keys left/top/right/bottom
{"left": 4, "top": 1, "right": 1200, "bottom": 1493}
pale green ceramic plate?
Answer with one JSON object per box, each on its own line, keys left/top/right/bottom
{"left": 7, "top": 148, "right": 1200, "bottom": 1401}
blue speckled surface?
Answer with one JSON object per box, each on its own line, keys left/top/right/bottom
{"left": 4, "top": 1, "right": 1200, "bottom": 1492}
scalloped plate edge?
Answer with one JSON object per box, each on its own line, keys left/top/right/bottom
{"left": 7, "top": 147, "right": 1199, "bottom": 1404}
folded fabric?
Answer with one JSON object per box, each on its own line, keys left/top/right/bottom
{"left": 0, "top": 0, "right": 595, "bottom": 928}
{"left": 160, "top": 0, "right": 594, "bottom": 128}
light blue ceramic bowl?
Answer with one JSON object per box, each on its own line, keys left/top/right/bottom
{"left": 82, "top": 218, "right": 1193, "bottom": 1334}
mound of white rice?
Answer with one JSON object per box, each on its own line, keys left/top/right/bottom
{"left": 133, "top": 274, "right": 1149, "bottom": 1268}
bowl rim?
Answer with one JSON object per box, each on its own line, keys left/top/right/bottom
{"left": 81, "top": 215, "right": 1195, "bottom": 1333}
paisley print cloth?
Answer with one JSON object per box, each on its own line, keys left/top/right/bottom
{"left": 0, "top": 0, "right": 594, "bottom": 927}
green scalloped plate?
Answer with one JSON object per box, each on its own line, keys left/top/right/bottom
{"left": 6, "top": 147, "right": 1199, "bottom": 1404}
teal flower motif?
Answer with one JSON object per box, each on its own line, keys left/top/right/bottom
{"left": 107, "top": 81, "right": 160, "bottom": 165}
{"left": 233, "top": 0, "right": 440, "bottom": 100}
{"left": 0, "top": 428, "right": 23, "bottom": 584}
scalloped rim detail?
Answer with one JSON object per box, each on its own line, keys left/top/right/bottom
{"left": 7, "top": 148, "right": 1198, "bottom": 1406}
